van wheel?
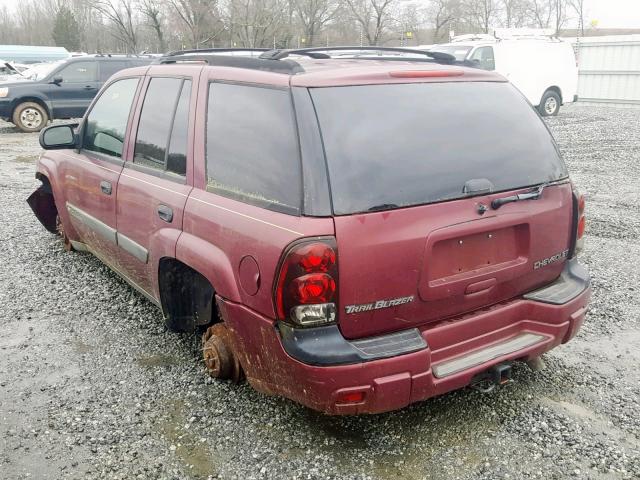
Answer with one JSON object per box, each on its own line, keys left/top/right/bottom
{"left": 12, "top": 102, "right": 49, "bottom": 132}
{"left": 538, "top": 91, "right": 561, "bottom": 117}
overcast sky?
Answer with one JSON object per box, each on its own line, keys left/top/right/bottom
{"left": 0, "top": 0, "right": 639, "bottom": 29}
{"left": 581, "top": 0, "right": 640, "bottom": 28}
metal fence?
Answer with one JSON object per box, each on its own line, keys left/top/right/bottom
{"left": 573, "top": 35, "right": 640, "bottom": 107}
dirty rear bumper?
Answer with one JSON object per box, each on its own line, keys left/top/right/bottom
{"left": 219, "top": 259, "right": 590, "bottom": 415}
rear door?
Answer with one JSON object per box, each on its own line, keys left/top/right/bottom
{"left": 310, "top": 81, "right": 573, "bottom": 339}
{"left": 181, "top": 74, "right": 334, "bottom": 318}
{"left": 49, "top": 60, "right": 100, "bottom": 118}
{"left": 114, "top": 72, "right": 196, "bottom": 298}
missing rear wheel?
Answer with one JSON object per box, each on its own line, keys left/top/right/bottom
{"left": 202, "top": 323, "right": 243, "bottom": 383}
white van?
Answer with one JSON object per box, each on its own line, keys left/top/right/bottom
{"left": 429, "top": 30, "right": 578, "bottom": 116}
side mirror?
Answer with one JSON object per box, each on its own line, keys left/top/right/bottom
{"left": 51, "top": 76, "right": 63, "bottom": 85}
{"left": 39, "top": 124, "right": 79, "bottom": 150}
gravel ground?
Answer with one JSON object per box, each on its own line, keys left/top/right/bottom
{"left": 1, "top": 105, "right": 639, "bottom": 480}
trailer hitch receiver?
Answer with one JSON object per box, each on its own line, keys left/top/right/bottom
{"left": 470, "top": 363, "right": 513, "bottom": 393}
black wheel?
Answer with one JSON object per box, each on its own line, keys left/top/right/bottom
{"left": 538, "top": 90, "right": 561, "bottom": 117}
{"left": 12, "top": 101, "right": 49, "bottom": 132}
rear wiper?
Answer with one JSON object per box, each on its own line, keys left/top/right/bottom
{"left": 367, "top": 203, "right": 399, "bottom": 212}
{"left": 491, "top": 184, "right": 547, "bottom": 210}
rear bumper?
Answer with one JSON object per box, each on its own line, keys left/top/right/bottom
{"left": 220, "top": 259, "right": 590, "bottom": 415}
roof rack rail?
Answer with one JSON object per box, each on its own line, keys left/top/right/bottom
{"left": 94, "top": 53, "right": 157, "bottom": 58}
{"left": 258, "top": 46, "right": 457, "bottom": 63}
{"left": 164, "top": 47, "right": 271, "bottom": 57}
{"left": 450, "top": 34, "right": 496, "bottom": 43}
{"left": 157, "top": 49, "right": 304, "bottom": 74}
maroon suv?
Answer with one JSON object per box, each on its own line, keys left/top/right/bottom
{"left": 28, "top": 47, "right": 590, "bottom": 415}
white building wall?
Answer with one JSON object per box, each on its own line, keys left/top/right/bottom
{"left": 570, "top": 35, "right": 640, "bottom": 106}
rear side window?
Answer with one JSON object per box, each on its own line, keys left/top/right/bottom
{"left": 310, "top": 82, "right": 568, "bottom": 215}
{"left": 206, "top": 83, "right": 301, "bottom": 214}
{"left": 133, "top": 77, "right": 191, "bottom": 177}
{"left": 99, "top": 61, "right": 129, "bottom": 81}
{"left": 167, "top": 83, "right": 190, "bottom": 175}
{"left": 83, "top": 78, "right": 139, "bottom": 158}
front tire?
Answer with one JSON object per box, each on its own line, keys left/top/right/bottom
{"left": 538, "top": 90, "right": 561, "bottom": 117}
{"left": 12, "top": 101, "right": 49, "bottom": 132}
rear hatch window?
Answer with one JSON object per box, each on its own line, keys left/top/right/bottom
{"left": 310, "top": 82, "right": 568, "bottom": 215}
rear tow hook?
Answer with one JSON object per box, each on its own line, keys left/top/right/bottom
{"left": 470, "top": 363, "right": 514, "bottom": 393}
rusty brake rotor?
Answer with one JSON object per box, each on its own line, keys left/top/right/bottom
{"left": 202, "top": 323, "right": 243, "bottom": 383}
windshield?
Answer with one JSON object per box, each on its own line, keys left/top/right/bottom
{"left": 428, "top": 45, "right": 472, "bottom": 61}
{"left": 310, "top": 82, "right": 568, "bottom": 215}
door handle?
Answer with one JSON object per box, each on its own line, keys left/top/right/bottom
{"left": 157, "top": 204, "right": 173, "bottom": 223}
{"left": 100, "top": 180, "right": 112, "bottom": 195}
{"left": 84, "top": 85, "right": 96, "bottom": 90}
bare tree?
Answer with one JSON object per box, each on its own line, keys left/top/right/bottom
{"left": 551, "top": 0, "right": 568, "bottom": 34}
{"left": 527, "top": 0, "right": 568, "bottom": 33}
{"left": 140, "top": 0, "right": 166, "bottom": 51}
{"left": 11, "top": 0, "right": 57, "bottom": 45}
{"left": 170, "top": 0, "right": 223, "bottom": 48}
{"left": 527, "top": 0, "right": 548, "bottom": 28}
{"left": 228, "top": 0, "right": 290, "bottom": 47}
{"left": 344, "top": 0, "right": 401, "bottom": 45}
{"left": 568, "top": 0, "right": 585, "bottom": 35}
{"left": 460, "top": 0, "right": 499, "bottom": 33}
{"left": 294, "top": 0, "right": 341, "bottom": 46}
{"left": 0, "top": 6, "right": 18, "bottom": 43}
{"left": 427, "top": 0, "right": 458, "bottom": 43}
{"left": 93, "top": 0, "right": 139, "bottom": 52}
{"left": 500, "top": 0, "right": 529, "bottom": 27}
{"left": 3, "top": 0, "right": 587, "bottom": 52}
{"left": 395, "top": 3, "right": 426, "bottom": 44}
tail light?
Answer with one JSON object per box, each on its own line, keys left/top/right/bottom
{"left": 275, "top": 238, "right": 338, "bottom": 327}
{"left": 571, "top": 185, "right": 586, "bottom": 256}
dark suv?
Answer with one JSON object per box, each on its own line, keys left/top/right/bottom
{"left": 0, "top": 55, "right": 153, "bottom": 132}
{"left": 29, "top": 48, "right": 590, "bottom": 415}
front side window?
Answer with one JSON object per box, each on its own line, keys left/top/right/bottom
{"left": 206, "top": 83, "right": 301, "bottom": 214}
{"left": 83, "top": 78, "right": 139, "bottom": 158}
{"left": 133, "top": 77, "right": 191, "bottom": 176}
{"left": 57, "top": 61, "right": 98, "bottom": 82}
{"left": 469, "top": 46, "right": 495, "bottom": 70}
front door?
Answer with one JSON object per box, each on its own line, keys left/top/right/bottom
{"left": 49, "top": 60, "right": 100, "bottom": 118}
{"left": 60, "top": 77, "right": 141, "bottom": 264}
{"left": 115, "top": 73, "right": 195, "bottom": 298}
